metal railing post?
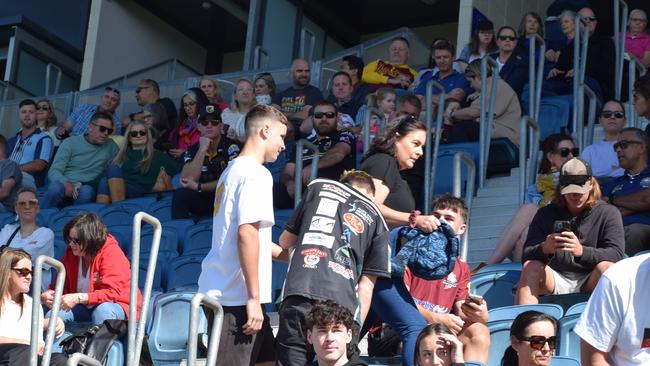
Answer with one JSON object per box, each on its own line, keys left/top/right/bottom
{"left": 66, "top": 353, "right": 103, "bottom": 366}
{"left": 127, "top": 212, "right": 162, "bottom": 366}
{"left": 424, "top": 79, "right": 445, "bottom": 215}
{"left": 253, "top": 46, "right": 270, "bottom": 70}
{"left": 187, "top": 293, "right": 224, "bottom": 366}
{"left": 479, "top": 57, "right": 499, "bottom": 188}
{"left": 518, "top": 116, "right": 541, "bottom": 204}
{"left": 528, "top": 34, "right": 546, "bottom": 121}
{"left": 30, "top": 256, "right": 66, "bottom": 366}
{"left": 628, "top": 55, "right": 647, "bottom": 127}
{"left": 300, "top": 28, "right": 316, "bottom": 62}
{"left": 614, "top": 0, "right": 629, "bottom": 99}
{"left": 294, "top": 139, "right": 320, "bottom": 207}
{"left": 582, "top": 84, "right": 598, "bottom": 149}
{"left": 363, "top": 107, "right": 384, "bottom": 156}
{"left": 452, "top": 152, "right": 475, "bottom": 262}
{"left": 45, "top": 63, "right": 63, "bottom": 96}
{"left": 572, "top": 15, "right": 589, "bottom": 141}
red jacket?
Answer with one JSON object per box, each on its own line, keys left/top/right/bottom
{"left": 53, "top": 235, "right": 142, "bottom": 320}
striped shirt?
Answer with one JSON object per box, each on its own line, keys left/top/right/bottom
{"left": 67, "top": 104, "right": 121, "bottom": 135}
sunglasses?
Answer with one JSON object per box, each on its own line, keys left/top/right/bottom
{"left": 519, "top": 336, "right": 557, "bottom": 350}
{"left": 36, "top": 104, "right": 50, "bottom": 111}
{"left": 584, "top": 16, "right": 597, "bottom": 22}
{"left": 135, "top": 86, "right": 151, "bottom": 94}
{"left": 17, "top": 199, "right": 38, "bottom": 208}
{"left": 601, "top": 111, "right": 624, "bottom": 119}
{"left": 613, "top": 140, "right": 643, "bottom": 151}
{"left": 498, "top": 35, "right": 517, "bottom": 41}
{"left": 105, "top": 87, "right": 120, "bottom": 95}
{"left": 555, "top": 147, "right": 579, "bottom": 157}
{"left": 92, "top": 123, "right": 114, "bottom": 135}
{"left": 314, "top": 112, "right": 336, "bottom": 119}
{"left": 199, "top": 119, "right": 222, "bottom": 126}
{"left": 559, "top": 174, "right": 591, "bottom": 187}
{"left": 12, "top": 267, "right": 33, "bottom": 277}
{"left": 129, "top": 130, "right": 147, "bottom": 137}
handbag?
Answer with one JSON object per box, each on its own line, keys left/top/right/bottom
{"left": 152, "top": 166, "right": 173, "bottom": 192}
{"left": 61, "top": 319, "right": 127, "bottom": 362}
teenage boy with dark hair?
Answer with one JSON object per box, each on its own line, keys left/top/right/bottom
{"left": 276, "top": 170, "right": 391, "bottom": 366}
{"left": 197, "top": 104, "right": 288, "bottom": 366}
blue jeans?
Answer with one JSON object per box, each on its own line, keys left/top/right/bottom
{"left": 96, "top": 164, "right": 145, "bottom": 198}
{"left": 56, "top": 302, "right": 125, "bottom": 325}
{"left": 42, "top": 181, "right": 96, "bottom": 208}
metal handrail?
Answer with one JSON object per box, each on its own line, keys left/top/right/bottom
{"left": 478, "top": 56, "right": 499, "bottom": 188}
{"left": 127, "top": 212, "right": 162, "bottom": 366}
{"left": 30, "top": 256, "right": 66, "bottom": 366}
{"left": 253, "top": 46, "right": 270, "bottom": 70}
{"left": 363, "top": 107, "right": 384, "bottom": 156}
{"left": 45, "top": 63, "right": 63, "bottom": 96}
{"left": 527, "top": 34, "right": 546, "bottom": 122}
{"left": 423, "top": 79, "right": 445, "bottom": 215}
{"left": 294, "top": 139, "right": 320, "bottom": 206}
{"left": 571, "top": 15, "right": 590, "bottom": 139}
{"left": 300, "top": 28, "right": 316, "bottom": 61}
{"left": 452, "top": 152, "right": 475, "bottom": 262}
{"left": 187, "top": 293, "right": 224, "bottom": 366}
{"left": 581, "top": 84, "right": 598, "bottom": 149}
{"left": 614, "top": 0, "right": 629, "bottom": 99}
{"left": 518, "top": 116, "right": 541, "bottom": 204}
{"left": 66, "top": 353, "right": 103, "bottom": 366}
{"left": 628, "top": 54, "right": 647, "bottom": 127}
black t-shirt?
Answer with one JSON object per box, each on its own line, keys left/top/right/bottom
{"left": 283, "top": 179, "right": 391, "bottom": 316}
{"left": 273, "top": 85, "right": 324, "bottom": 113}
{"left": 289, "top": 130, "right": 356, "bottom": 181}
{"left": 182, "top": 136, "right": 240, "bottom": 183}
{"left": 361, "top": 153, "right": 416, "bottom": 213}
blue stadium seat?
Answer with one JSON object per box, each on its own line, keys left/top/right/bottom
{"left": 557, "top": 314, "right": 581, "bottom": 360}
{"left": 146, "top": 200, "right": 173, "bottom": 223}
{"left": 488, "top": 304, "right": 564, "bottom": 323}
{"left": 36, "top": 208, "right": 59, "bottom": 227}
{"left": 147, "top": 291, "right": 207, "bottom": 364}
{"left": 164, "top": 219, "right": 196, "bottom": 253}
{"left": 471, "top": 263, "right": 522, "bottom": 310}
{"left": 60, "top": 202, "right": 105, "bottom": 215}
{"left": 99, "top": 205, "right": 139, "bottom": 227}
{"left": 107, "top": 225, "right": 133, "bottom": 254}
{"left": 486, "top": 320, "right": 512, "bottom": 366}
{"left": 565, "top": 302, "right": 587, "bottom": 316}
{"left": 104, "top": 339, "right": 124, "bottom": 366}
{"left": 53, "top": 238, "right": 66, "bottom": 259}
{"left": 48, "top": 211, "right": 82, "bottom": 234}
{"left": 550, "top": 356, "right": 580, "bottom": 366}
{"left": 433, "top": 142, "right": 481, "bottom": 196}
{"left": 182, "top": 224, "right": 213, "bottom": 256}
{"left": 117, "top": 196, "right": 157, "bottom": 211}
{"left": 165, "top": 255, "right": 202, "bottom": 292}
{"left": 127, "top": 228, "right": 178, "bottom": 258}
{"left": 0, "top": 212, "right": 16, "bottom": 227}
{"left": 138, "top": 260, "right": 163, "bottom": 292}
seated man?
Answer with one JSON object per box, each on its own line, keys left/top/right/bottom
{"left": 306, "top": 300, "right": 367, "bottom": 366}
{"left": 0, "top": 135, "right": 22, "bottom": 213}
{"left": 57, "top": 87, "right": 121, "bottom": 137}
{"left": 43, "top": 112, "right": 119, "bottom": 208}
{"left": 274, "top": 101, "right": 355, "bottom": 209}
{"left": 581, "top": 100, "right": 626, "bottom": 182}
{"left": 602, "top": 128, "right": 650, "bottom": 256}
{"left": 396, "top": 93, "right": 422, "bottom": 118}
{"left": 326, "top": 71, "right": 364, "bottom": 126}
{"left": 626, "top": 9, "right": 650, "bottom": 69}
{"left": 339, "top": 55, "right": 369, "bottom": 109}
{"left": 515, "top": 158, "right": 624, "bottom": 304}
{"left": 362, "top": 37, "right": 417, "bottom": 91}
{"left": 5, "top": 99, "right": 53, "bottom": 188}
{"left": 171, "top": 104, "right": 240, "bottom": 219}
{"left": 276, "top": 171, "right": 390, "bottom": 365}
{"left": 123, "top": 79, "right": 161, "bottom": 130}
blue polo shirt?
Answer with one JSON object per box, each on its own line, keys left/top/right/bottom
{"left": 602, "top": 167, "right": 650, "bottom": 226}
{"left": 6, "top": 128, "right": 53, "bottom": 187}
{"left": 67, "top": 104, "right": 122, "bottom": 135}
{"left": 414, "top": 70, "right": 473, "bottom": 98}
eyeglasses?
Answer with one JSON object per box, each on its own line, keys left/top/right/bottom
{"left": 199, "top": 119, "right": 222, "bottom": 126}
{"left": 236, "top": 88, "right": 254, "bottom": 93}
{"left": 600, "top": 111, "right": 625, "bottom": 119}
{"left": 613, "top": 140, "right": 644, "bottom": 151}
{"left": 183, "top": 101, "right": 197, "bottom": 108}
{"left": 630, "top": 17, "right": 647, "bottom": 23}
{"left": 17, "top": 199, "right": 38, "bottom": 208}
{"left": 36, "top": 104, "right": 50, "bottom": 111}
{"left": 105, "top": 87, "right": 120, "bottom": 95}
{"left": 129, "top": 130, "right": 147, "bottom": 137}
{"left": 555, "top": 147, "right": 580, "bottom": 157}
{"left": 314, "top": 112, "right": 336, "bottom": 119}
{"left": 519, "top": 336, "right": 557, "bottom": 351}
{"left": 67, "top": 237, "right": 80, "bottom": 246}
{"left": 12, "top": 267, "right": 33, "bottom": 277}
{"left": 584, "top": 16, "right": 597, "bottom": 22}
{"left": 498, "top": 35, "right": 517, "bottom": 41}
{"left": 135, "top": 86, "right": 151, "bottom": 94}
{"left": 91, "top": 123, "right": 114, "bottom": 135}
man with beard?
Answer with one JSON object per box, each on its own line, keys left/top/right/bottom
{"left": 5, "top": 99, "right": 53, "bottom": 188}
{"left": 274, "top": 100, "right": 355, "bottom": 208}
{"left": 57, "top": 87, "right": 121, "bottom": 136}
{"left": 273, "top": 58, "right": 324, "bottom": 132}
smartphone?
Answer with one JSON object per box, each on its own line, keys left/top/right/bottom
{"left": 467, "top": 294, "right": 484, "bottom": 305}
{"left": 553, "top": 220, "right": 572, "bottom": 233}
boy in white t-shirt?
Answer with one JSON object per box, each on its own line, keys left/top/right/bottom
{"left": 198, "top": 104, "right": 288, "bottom": 365}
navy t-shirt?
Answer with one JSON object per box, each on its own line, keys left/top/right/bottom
{"left": 602, "top": 167, "right": 650, "bottom": 226}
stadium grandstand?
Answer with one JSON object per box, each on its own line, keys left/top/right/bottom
{"left": 0, "top": 0, "right": 649, "bottom": 365}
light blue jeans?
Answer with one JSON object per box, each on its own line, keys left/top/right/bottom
{"left": 55, "top": 302, "right": 125, "bottom": 324}
{"left": 42, "top": 181, "right": 96, "bottom": 208}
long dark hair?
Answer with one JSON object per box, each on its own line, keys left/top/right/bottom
{"left": 363, "top": 115, "right": 427, "bottom": 161}
{"left": 468, "top": 29, "right": 498, "bottom": 56}
{"left": 178, "top": 87, "right": 209, "bottom": 124}
{"left": 414, "top": 323, "right": 454, "bottom": 366}
{"left": 502, "top": 311, "right": 558, "bottom": 366}
{"left": 63, "top": 213, "right": 108, "bottom": 260}
{"left": 538, "top": 134, "right": 574, "bottom": 174}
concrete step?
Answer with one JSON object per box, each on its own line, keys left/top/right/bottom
{"left": 484, "top": 176, "right": 519, "bottom": 188}
{"left": 466, "top": 247, "right": 498, "bottom": 263}
{"left": 472, "top": 195, "right": 519, "bottom": 208}
{"left": 476, "top": 186, "right": 521, "bottom": 198}
{"left": 470, "top": 213, "right": 513, "bottom": 227}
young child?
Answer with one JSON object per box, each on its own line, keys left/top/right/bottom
{"left": 355, "top": 88, "right": 396, "bottom": 154}
{"left": 414, "top": 323, "right": 465, "bottom": 366}
{"left": 306, "top": 300, "right": 367, "bottom": 366}
{"left": 276, "top": 170, "right": 391, "bottom": 365}
{"left": 197, "top": 104, "right": 288, "bottom": 365}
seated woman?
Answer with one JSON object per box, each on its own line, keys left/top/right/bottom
{"left": 222, "top": 79, "right": 257, "bottom": 142}
{"left": 515, "top": 158, "right": 624, "bottom": 304}
{"left": 0, "top": 187, "right": 54, "bottom": 290}
{"left": 0, "top": 248, "right": 67, "bottom": 365}
{"left": 485, "top": 134, "right": 577, "bottom": 265}
{"left": 96, "top": 121, "right": 180, "bottom": 203}
{"left": 41, "top": 213, "right": 142, "bottom": 324}
{"left": 35, "top": 99, "right": 62, "bottom": 148}
{"left": 167, "top": 88, "right": 209, "bottom": 159}
{"left": 581, "top": 100, "right": 626, "bottom": 182}
{"left": 458, "top": 20, "right": 497, "bottom": 64}
{"left": 502, "top": 311, "right": 557, "bottom": 366}
{"left": 413, "top": 323, "right": 465, "bottom": 366}
{"left": 254, "top": 73, "right": 277, "bottom": 105}
{"left": 199, "top": 77, "right": 229, "bottom": 111}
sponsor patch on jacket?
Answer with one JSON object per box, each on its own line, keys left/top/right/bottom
{"left": 309, "top": 216, "right": 335, "bottom": 233}
{"left": 301, "top": 248, "right": 328, "bottom": 269}
{"left": 302, "top": 233, "right": 335, "bottom": 248}
{"left": 343, "top": 213, "right": 364, "bottom": 234}
{"left": 328, "top": 261, "right": 354, "bottom": 280}
{"left": 315, "top": 198, "right": 339, "bottom": 217}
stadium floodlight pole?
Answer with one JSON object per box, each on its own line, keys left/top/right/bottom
{"left": 628, "top": 55, "right": 647, "bottom": 127}
{"left": 30, "top": 256, "right": 65, "bottom": 366}
{"left": 423, "top": 79, "right": 445, "bottom": 215}
{"left": 572, "top": 15, "right": 589, "bottom": 142}
{"left": 127, "top": 212, "right": 162, "bottom": 366}
{"left": 527, "top": 34, "right": 546, "bottom": 122}
{"left": 518, "top": 116, "right": 541, "bottom": 204}
{"left": 478, "top": 56, "right": 498, "bottom": 189}
{"left": 614, "top": 0, "right": 629, "bottom": 99}
{"left": 293, "top": 139, "right": 320, "bottom": 207}
{"left": 187, "top": 293, "right": 224, "bottom": 366}
{"left": 363, "top": 107, "right": 384, "bottom": 156}
{"left": 452, "top": 151, "right": 475, "bottom": 262}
